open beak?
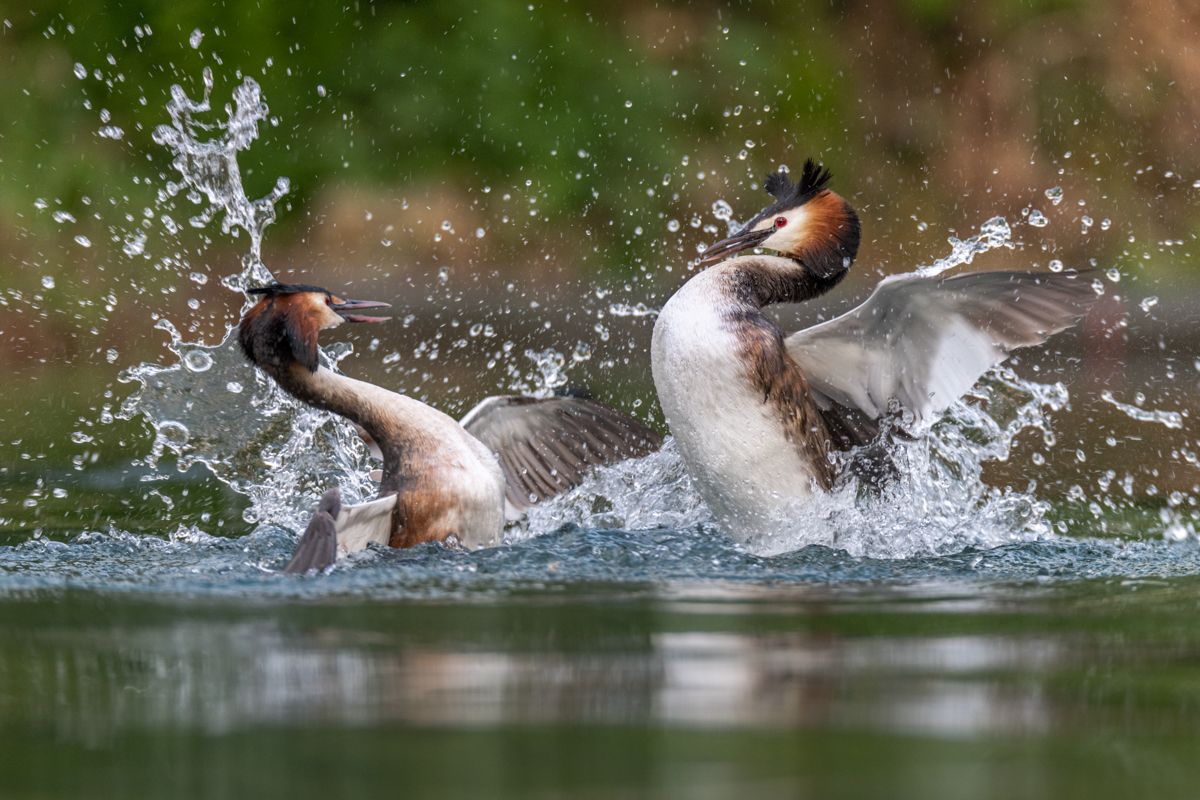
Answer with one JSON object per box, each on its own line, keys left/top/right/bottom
{"left": 699, "top": 227, "right": 771, "bottom": 264}
{"left": 331, "top": 297, "right": 391, "bottom": 324}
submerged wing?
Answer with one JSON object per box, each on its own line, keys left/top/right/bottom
{"left": 284, "top": 489, "right": 396, "bottom": 574}
{"left": 786, "top": 270, "right": 1097, "bottom": 444}
{"left": 462, "top": 395, "right": 662, "bottom": 513}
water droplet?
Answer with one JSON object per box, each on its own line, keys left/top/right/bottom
{"left": 1048, "top": 259, "right": 1064, "bottom": 273}
{"left": 437, "top": 267, "right": 450, "bottom": 284}
{"left": 712, "top": 199, "right": 733, "bottom": 221}
{"left": 122, "top": 231, "right": 147, "bottom": 257}
{"left": 667, "top": 219, "right": 681, "bottom": 233}
{"left": 52, "top": 210, "right": 76, "bottom": 224}
{"left": 41, "top": 275, "right": 55, "bottom": 289}
{"left": 316, "top": 84, "right": 327, "bottom": 98}
{"left": 474, "top": 227, "right": 486, "bottom": 239}
{"left": 1044, "top": 186, "right": 1064, "bottom": 206}
{"left": 189, "top": 28, "right": 204, "bottom": 49}
{"left": 1027, "top": 209, "right": 1048, "bottom": 227}
{"left": 158, "top": 421, "right": 190, "bottom": 446}
{"left": 182, "top": 350, "right": 214, "bottom": 372}
{"left": 73, "top": 62, "right": 87, "bottom": 80}
{"left": 73, "top": 235, "right": 92, "bottom": 248}
{"left": 1140, "top": 296, "right": 1158, "bottom": 312}
{"left": 623, "top": 99, "right": 633, "bottom": 108}
{"left": 1105, "top": 267, "right": 1121, "bottom": 282}
{"left": 225, "top": 381, "right": 243, "bottom": 394}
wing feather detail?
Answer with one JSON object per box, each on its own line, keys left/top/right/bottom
{"left": 462, "top": 395, "right": 662, "bottom": 512}
{"left": 786, "top": 270, "right": 1098, "bottom": 443}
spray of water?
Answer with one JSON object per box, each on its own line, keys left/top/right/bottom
{"left": 119, "top": 73, "right": 373, "bottom": 532}
{"left": 149, "top": 66, "right": 288, "bottom": 291}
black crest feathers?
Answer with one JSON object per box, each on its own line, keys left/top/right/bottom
{"left": 762, "top": 159, "right": 833, "bottom": 207}
{"left": 247, "top": 282, "right": 329, "bottom": 297}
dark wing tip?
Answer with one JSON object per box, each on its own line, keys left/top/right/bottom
{"left": 283, "top": 489, "right": 341, "bottom": 574}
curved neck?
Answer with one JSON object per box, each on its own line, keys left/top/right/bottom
{"left": 270, "top": 363, "right": 399, "bottom": 447}
{"left": 722, "top": 254, "right": 848, "bottom": 310}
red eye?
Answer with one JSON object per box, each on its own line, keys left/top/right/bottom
{"left": 774, "top": 216, "right": 787, "bottom": 229}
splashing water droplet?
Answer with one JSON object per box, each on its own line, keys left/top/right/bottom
{"left": 1027, "top": 209, "right": 1048, "bottom": 228}
{"left": 917, "top": 216, "right": 1013, "bottom": 277}
{"left": 1044, "top": 186, "right": 1064, "bottom": 206}
{"left": 1101, "top": 391, "right": 1182, "bottom": 429}
{"left": 73, "top": 235, "right": 91, "bottom": 248}
{"left": 73, "top": 63, "right": 87, "bottom": 80}
{"left": 152, "top": 68, "right": 284, "bottom": 288}
{"left": 41, "top": 276, "right": 55, "bottom": 289}
{"left": 188, "top": 29, "right": 204, "bottom": 49}
{"left": 182, "top": 350, "right": 214, "bottom": 372}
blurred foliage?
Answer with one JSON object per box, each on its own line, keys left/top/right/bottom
{"left": 3, "top": 0, "right": 1200, "bottom": 303}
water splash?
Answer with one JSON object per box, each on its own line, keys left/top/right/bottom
{"left": 1100, "top": 390, "right": 1185, "bottom": 429}
{"left": 150, "top": 67, "right": 288, "bottom": 290}
{"left": 916, "top": 216, "right": 1015, "bottom": 277}
{"left": 120, "top": 72, "right": 368, "bottom": 532}
{"left": 526, "top": 367, "right": 1069, "bottom": 559}
{"left": 118, "top": 323, "right": 377, "bottom": 529}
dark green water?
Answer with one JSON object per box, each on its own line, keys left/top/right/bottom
{"left": 1, "top": 522, "right": 1199, "bottom": 799}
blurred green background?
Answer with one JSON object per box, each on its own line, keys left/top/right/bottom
{"left": 0, "top": 0, "right": 1197, "bottom": 526}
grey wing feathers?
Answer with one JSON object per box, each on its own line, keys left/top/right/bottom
{"left": 787, "top": 270, "right": 1097, "bottom": 442}
{"left": 462, "top": 395, "right": 663, "bottom": 512}
{"left": 284, "top": 488, "right": 342, "bottom": 574}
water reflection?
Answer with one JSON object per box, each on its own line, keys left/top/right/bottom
{"left": 0, "top": 597, "right": 1092, "bottom": 743}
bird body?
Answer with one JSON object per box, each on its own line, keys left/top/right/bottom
{"left": 652, "top": 262, "right": 823, "bottom": 538}
{"left": 652, "top": 160, "right": 1097, "bottom": 545}
{"left": 238, "top": 283, "right": 660, "bottom": 572}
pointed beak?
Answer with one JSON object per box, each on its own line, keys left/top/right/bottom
{"left": 331, "top": 297, "right": 391, "bottom": 324}
{"left": 699, "top": 227, "right": 771, "bottom": 264}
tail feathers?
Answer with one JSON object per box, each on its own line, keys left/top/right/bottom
{"left": 283, "top": 489, "right": 342, "bottom": 574}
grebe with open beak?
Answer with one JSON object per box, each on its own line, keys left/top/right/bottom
{"left": 238, "top": 282, "right": 660, "bottom": 572}
{"left": 651, "top": 160, "right": 1097, "bottom": 546}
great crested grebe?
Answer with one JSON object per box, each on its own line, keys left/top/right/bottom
{"left": 651, "top": 160, "right": 1097, "bottom": 545}
{"left": 238, "top": 282, "right": 661, "bottom": 572}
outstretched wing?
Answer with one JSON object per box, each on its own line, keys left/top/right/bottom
{"left": 786, "top": 270, "right": 1097, "bottom": 445}
{"left": 461, "top": 395, "right": 662, "bottom": 513}
{"left": 284, "top": 489, "right": 396, "bottom": 574}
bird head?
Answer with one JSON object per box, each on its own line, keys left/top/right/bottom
{"left": 700, "top": 159, "right": 860, "bottom": 278}
{"left": 238, "top": 282, "right": 390, "bottom": 372}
